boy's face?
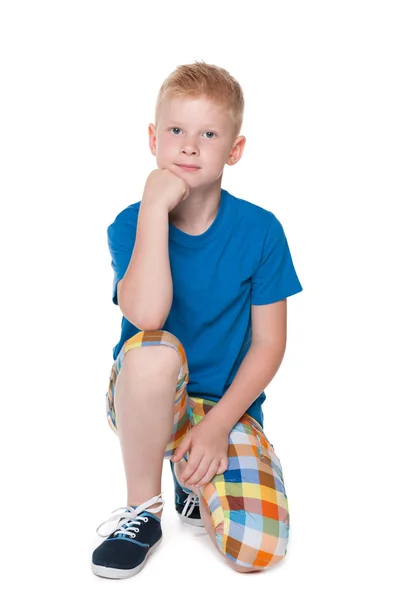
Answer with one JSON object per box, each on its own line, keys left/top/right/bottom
{"left": 148, "top": 95, "right": 245, "bottom": 188}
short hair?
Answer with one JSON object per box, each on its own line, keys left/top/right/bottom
{"left": 155, "top": 61, "right": 244, "bottom": 137}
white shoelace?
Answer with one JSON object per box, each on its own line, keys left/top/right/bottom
{"left": 172, "top": 459, "right": 201, "bottom": 523}
{"left": 96, "top": 493, "right": 165, "bottom": 539}
{"left": 181, "top": 492, "right": 200, "bottom": 522}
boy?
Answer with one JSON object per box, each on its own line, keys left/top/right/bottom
{"left": 92, "top": 61, "right": 303, "bottom": 578}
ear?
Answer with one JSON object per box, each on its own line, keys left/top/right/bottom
{"left": 148, "top": 123, "right": 157, "bottom": 156}
{"left": 226, "top": 135, "right": 246, "bottom": 166}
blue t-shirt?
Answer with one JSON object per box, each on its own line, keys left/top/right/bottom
{"left": 107, "top": 188, "right": 303, "bottom": 427}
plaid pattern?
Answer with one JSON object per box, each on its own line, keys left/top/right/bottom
{"left": 105, "top": 330, "right": 290, "bottom": 569}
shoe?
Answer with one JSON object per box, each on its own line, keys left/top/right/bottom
{"left": 92, "top": 494, "right": 164, "bottom": 579}
{"left": 169, "top": 460, "right": 204, "bottom": 527}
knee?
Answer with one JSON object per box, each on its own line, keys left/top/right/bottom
{"left": 227, "top": 551, "right": 288, "bottom": 573}
{"left": 220, "top": 526, "right": 289, "bottom": 573}
{"left": 228, "top": 562, "right": 264, "bottom": 573}
{"left": 225, "top": 552, "right": 286, "bottom": 573}
{"left": 123, "top": 331, "right": 181, "bottom": 374}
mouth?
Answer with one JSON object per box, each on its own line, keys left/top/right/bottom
{"left": 175, "top": 164, "right": 201, "bottom": 172}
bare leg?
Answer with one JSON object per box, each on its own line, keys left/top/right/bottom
{"left": 174, "top": 460, "right": 263, "bottom": 573}
{"left": 114, "top": 345, "right": 181, "bottom": 519}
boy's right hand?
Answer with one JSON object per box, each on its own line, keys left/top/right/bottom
{"left": 142, "top": 169, "right": 190, "bottom": 213}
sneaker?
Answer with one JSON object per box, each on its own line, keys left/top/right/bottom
{"left": 92, "top": 494, "right": 164, "bottom": 579}
{"left": 169, "top": 460, "right": 204, "bottom": 527}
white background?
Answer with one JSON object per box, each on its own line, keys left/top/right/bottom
{"left": 1, "top": 1, "right": 399, "bottom": 598}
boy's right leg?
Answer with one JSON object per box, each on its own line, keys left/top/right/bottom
{"left": 92, "top": 331, "right": 188, "bottom": 578}
{"left": 114, "top": 343, "right": 181, "bottom": 519}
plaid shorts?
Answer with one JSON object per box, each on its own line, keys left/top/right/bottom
{"left": 105, "top": 330, "right": 290, "bottom": 569}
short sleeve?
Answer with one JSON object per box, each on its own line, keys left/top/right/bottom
{"left": 107, "top": 206, "right": 138, "bottom": 305}
{"left": 251, "top": 213, "right": 303, "bottom": 305}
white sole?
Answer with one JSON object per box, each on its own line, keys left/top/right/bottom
{"left": 183, "top": 517, "right": 204, "bottom": 527}
{"left": 91, "top": 536, "right": 162, "bottom": 579}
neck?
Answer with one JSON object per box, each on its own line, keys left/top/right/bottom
{"left": 169, "top": 180, "right": 223, "bottom": 229}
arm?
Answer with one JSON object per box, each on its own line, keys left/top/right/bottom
{"left": 172, "top": 340, "right": 285, "bottom": 487}
{"left": 119, "top": 199, "right": 172, "bottom": 331}
{"left": 118, "top": 169, "right": 189, "bottom": 330}
{"left": 172, "top": 301, "right": 287, "bottom": 487}
{"left": 203, "top": 339, "right": 285, "bottom": 433}
{"left": 202, "top": 300, "right": 287, "bottom": 432}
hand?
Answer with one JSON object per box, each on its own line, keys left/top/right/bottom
{"left": 142, "top": 168, "right": 190, "bottom": 213}
{"left": 171, "top": 418, "right": 229, "bottom": 487}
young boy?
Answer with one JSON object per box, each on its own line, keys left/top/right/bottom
{"left": 92, "top": 61, "right": 303, "bottom": 579}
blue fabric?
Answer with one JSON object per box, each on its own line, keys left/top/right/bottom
{"left": 107, "top": 188, "right": 303, "bottom": 427}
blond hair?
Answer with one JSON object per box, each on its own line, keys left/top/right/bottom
{"left": 155, "top": 61, "right": 244, "bottom": 137}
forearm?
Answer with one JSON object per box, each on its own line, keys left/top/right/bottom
{"left": 120, "top": 199, "right": 172, "bottom": 330}
{"left": 203, "top": 341, "right": 286, "bottom": 433}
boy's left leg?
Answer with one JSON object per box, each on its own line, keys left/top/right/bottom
{"left": 175, "top": 398, "right": 290, "bottom": 573}
{"left": 198, "top": 496, "right": 262, "bottom": 573}
{"left": 174, "top": 460, "right": 261, "bottom": 573}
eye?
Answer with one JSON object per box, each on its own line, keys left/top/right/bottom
{"left": 170, "top": 127, "right": 182, "bottom": 135}
{"left": 203, "top": 131, "right": 216, "bottom": 139}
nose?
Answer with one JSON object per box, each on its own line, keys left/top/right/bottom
{"left": 180, "top": 137, "right": 199, "bottom": 156}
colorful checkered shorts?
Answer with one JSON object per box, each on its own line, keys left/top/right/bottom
{"left": 105, "top": 330, "right": 290, "bottom": 569}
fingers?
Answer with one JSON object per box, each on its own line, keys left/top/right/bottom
{"left": 182, "top": 454, "right": 229, "bottom": 485}
{"left": 181, "top": 452, "right": 207, "bottom": 484}
{"left": 216, "top": 456, "right": 229, "bottom": 474}
{"left": 190, "top": 459, "right": 221, "bottom": 487}
{"left": 171, "top": 432, "right": 192, "bottom": 463}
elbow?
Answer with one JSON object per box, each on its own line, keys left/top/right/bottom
{"left": 118, "top": 292, "right": 167, "bottom": 331}
{"left": 119, "top": 302, "right": 165, "bottom": 331}
{"left": 139, "top": 313, "right": 167, "bottom": 331}
{"left": 122, "top": 310, "right": 163, "bottom": 332}
{"left": 135, "top": 319, "right": 165, "bottom": 332}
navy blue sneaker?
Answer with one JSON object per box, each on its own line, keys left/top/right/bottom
{"left": 169, "top": 460, "right": 204, "bottom": 527}
{"left": 92, "top": 494, "right": 164, "bottom": 579}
